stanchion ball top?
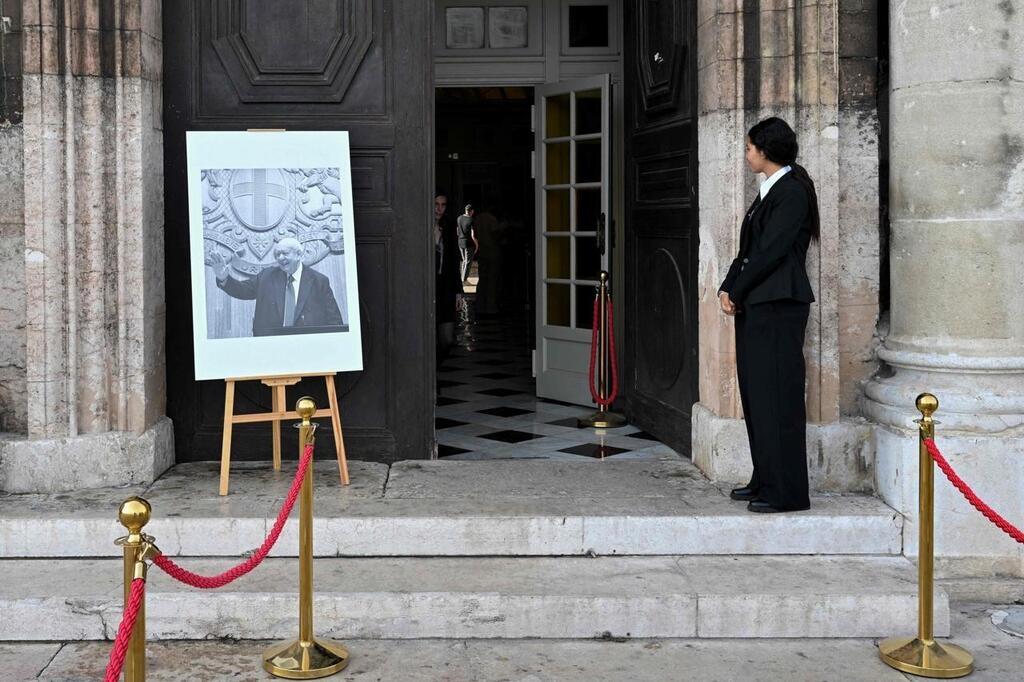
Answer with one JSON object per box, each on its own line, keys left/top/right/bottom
{"left": 915, "top": 393, "right": 939, "bottom": 417}
{"left": 296, "top": 396, "right": 317, "bottom": 420}
{"left": 118, "top": 496, "right": 152, "bottom": 532}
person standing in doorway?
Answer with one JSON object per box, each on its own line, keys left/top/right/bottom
{"left": 718, "top": 117, "right": 819, "bottom": 514}
{"left": 434, "top": 191, "right": 462, "bottom": 375}
{"left": 472, "top": 204, "right": 504, "bottom": 315}
{"left": 457, "top": 203, "right": 478, "bottom": 282}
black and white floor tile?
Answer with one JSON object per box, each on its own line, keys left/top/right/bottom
{"left": 435, "top": 296, "right": 684, "bottom": 461}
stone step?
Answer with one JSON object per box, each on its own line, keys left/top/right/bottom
{"left": 1, "top": 555, "right": 944, "bottom": 641}
{"left": 0, "top": 461, "right": 902, "bottom": 557}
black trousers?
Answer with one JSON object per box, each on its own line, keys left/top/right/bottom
{"left": 735, "top": 299, "right": 811, "bottom": 510}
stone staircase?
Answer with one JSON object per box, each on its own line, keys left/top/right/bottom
{"left": 0, "top": 459, "right": 944, "bottom": 641}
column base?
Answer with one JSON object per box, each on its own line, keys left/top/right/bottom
{"left": 691, "top": 403, "right": 875, "bottom": 492}
{"left": 0, "top": 417, "right": 174, "bottom": 493}
{"left": 871, "top": 420, "right": 1024, "bottom": 578}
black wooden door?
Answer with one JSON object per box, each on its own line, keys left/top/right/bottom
{"left": 622, "top": 1, "right": 698, "bottom": 455}
{"left": 164, "top": 1, "right": 433, "bottom": 462}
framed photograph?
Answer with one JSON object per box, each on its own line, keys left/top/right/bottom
{"left": 186, "top": 131, "right": 363, "bottom": 380}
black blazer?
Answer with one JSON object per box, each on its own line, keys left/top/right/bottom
{"left": 719, "top": 172, "right": 815, "bottom": 306}
{"left": 218, "top": 265, "right": 344, "bottom": 337}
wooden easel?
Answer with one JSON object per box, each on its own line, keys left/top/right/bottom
{"left": 219, "top": 372, "right": 350, "bottom": 495}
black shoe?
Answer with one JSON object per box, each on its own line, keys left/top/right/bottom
{"left": 729, "top": 486, "right": 758, "bottom": 501}
{"left": 747, "top": 499, "right": 810, "bottom": 514}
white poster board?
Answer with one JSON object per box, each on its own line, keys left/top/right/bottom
{"left": 186, "top": 131, "right": 363, "bottom": 380}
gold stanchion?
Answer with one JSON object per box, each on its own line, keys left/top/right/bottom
{"left": 263, "top": 397, "right": 349, "bottom": 679}
{"left": 115, "top": 497, "right": 154, "bottom": 682}
{"left": 879, "top": 393, "right": 973, "bottom": 678}
{"left": 579, "top": 271, "right": 626, "bottom": 428}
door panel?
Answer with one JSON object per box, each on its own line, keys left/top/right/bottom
{"left": 623, "top": 1, "right": 698, "bottom": 454}
{"left": 164, "top": 0, "right": 432, "bottom": 462}
{"left": 534, "top": 75, "right": 611, "bottom": 405}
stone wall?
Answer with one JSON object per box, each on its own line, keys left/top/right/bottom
{"left": 837, "top": 0, "right": 882, "bottom": 416}
{"left": 693, "top": 0, "right": 882, "bottom": 489}
{"left": 0, "top": 0, "right": 171, "bottom": 493}
{"left": 0, "top": 0, "right": 27, "bottom": 434}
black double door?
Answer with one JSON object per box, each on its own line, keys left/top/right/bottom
{"left": 164, "top": 1, "right": 433, "bottom": 462}
{"left": 621, "top": 1, "right": 699, "bottom": 455}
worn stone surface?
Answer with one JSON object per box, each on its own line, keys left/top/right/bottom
{"left": 19, "top": 603, "right": 1023, "bottom": 681}
{"left": 23, "top": 638, "right": 911, "bottom": 682}
{"left": 0, "top": 125, "right": 27, "bottom": 435}
{"left": 0, "top": 416, "right": 173, "bottom": 493}
{"left": 0, "top": 459, "right": 902, "bottom": 558}
{"left": 692, "top": 403, "right": 875, "bottom": 491}
{"left": 694, "top": 0, "right": 879, "bottom": 487}
{"left": 873, "top": 425, "right": 1024, "bottom": 578}
{"left": 0, "top": 555, "right": 941, "bottom": 641}
{"left": 4, "top": 1, "right": 166, "bottom": 492}
{"left": 865, "top": 0, "right": 1024, "bottom": 577}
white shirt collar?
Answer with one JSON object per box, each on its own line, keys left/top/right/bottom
{"left": 759, "top": 165, "right": 792, "bottom": 200}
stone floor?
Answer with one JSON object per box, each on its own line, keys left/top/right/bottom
{"left": 6, "top": 604, "right": 1023, "bottom": 681}
{"left": 435, "top": 295, "right": 677, "bottom": 461}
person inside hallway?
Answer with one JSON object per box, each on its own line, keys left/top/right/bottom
{"left": 457, "top": 203, "right": 478, "bottom": 282}
{"left": 718, "top": 117, "right": 819, "bottom": 514}
{"left": 472, "top": 203, "right": 506, "bottom": 316}
{"left": 434, "top": 190, "right": 463, "bottom": 377}
{"left": 209, "top": 236, "right": 344, "bottom": 337}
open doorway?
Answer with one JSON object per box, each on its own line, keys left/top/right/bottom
{"left": 433, "top": 86, "right": 675, "bottom": 462}
{"left": 434, "top": 87, "right": 539, "bottom": 458}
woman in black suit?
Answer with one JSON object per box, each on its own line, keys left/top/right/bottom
{"left": 718, "top": 117, "right": 819, "bottom": 513}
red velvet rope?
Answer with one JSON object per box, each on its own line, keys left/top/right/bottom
{"left": 588, "top": 296, "right": 602, "bottom": 405}
{"left": 104, "top": 577, "right": 146, "bottom": 682}
{"left": 605, "top": 298, "right": 619, "bottom": 405}
{"left": 586, "top": 296, "right": 619, "bottom": 409}
{"left": 925, "top": 438, "right": 1024, "bottom": 544}
{"left": 153, "top": 442, "right": 315, "bottom": 588}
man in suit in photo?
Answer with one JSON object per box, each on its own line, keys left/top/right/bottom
{"left": 210, "top": 237, "right": 344, "bottom": 337}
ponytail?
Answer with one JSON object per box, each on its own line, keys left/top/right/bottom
{"left": 789, "top": 163, "right": 820, "bottom": 240}
{"left": 748, "top": 117, "right": 820, "bottom": 240}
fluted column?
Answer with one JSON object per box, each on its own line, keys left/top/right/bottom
{"left": 865, "top": 1, "right": 1024, "bottom": 575}
{"left": 0, "top": 0, "right": 171, "bottom": 493}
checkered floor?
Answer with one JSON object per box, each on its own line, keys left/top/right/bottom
{"left": 435, "top": 296, "right": 683, "bottom": 461}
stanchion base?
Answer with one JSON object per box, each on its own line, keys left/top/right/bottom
{"left": 578, "top": 410, "right": 627, "bottom": 429}
{"left": 879, "top": 637, "right": 973, "bottom": 678}
{"left": 263, "top": 638, "right": 349, "bottom": 679}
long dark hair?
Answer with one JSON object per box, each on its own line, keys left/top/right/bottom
{"left": 747, "top": 117, "right": 820, "bottom": 239}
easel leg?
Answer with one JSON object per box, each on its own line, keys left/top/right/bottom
{"left": 272, "top": 385, "right": 283, "bottom": 471}
{"left": 220, "top": 380, "right": 236, "bottom": 496}
{"left": 325, "top": 375, "right": 350, "bottom": 485}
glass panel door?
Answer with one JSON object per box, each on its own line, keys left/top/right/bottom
{"left": 535, "top": 75, "right": 611, "bottom": 405}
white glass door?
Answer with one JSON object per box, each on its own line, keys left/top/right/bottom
{"left": 534, "top": 74, "right": 611, "bottom": 405}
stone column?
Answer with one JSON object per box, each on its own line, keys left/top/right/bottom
{"left": 0, "top": 0, "right": 171, "bottom": 492}
{"left": 865, "top": 1, "right": 1024, "bottom": 576}
{"left": 693, "top": 0, "right": 878, "bottom": 491}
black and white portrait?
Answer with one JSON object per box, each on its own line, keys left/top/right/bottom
{"left": 187, "top": 131, "right": 363, "bottom": 380}
{"left": 201, "top": 167, "right": 349, "bottom": 339}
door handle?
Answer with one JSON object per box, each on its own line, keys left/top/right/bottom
{"left": 597, "top": 212, "right": 606, "bottom": 256}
